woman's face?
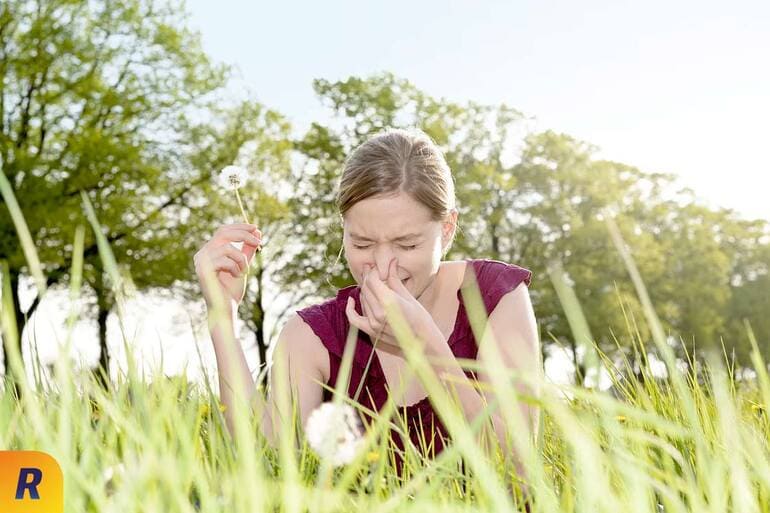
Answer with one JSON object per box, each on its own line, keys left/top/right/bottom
{"left": 342, "top": 192, "right": 456, "bottom": 298}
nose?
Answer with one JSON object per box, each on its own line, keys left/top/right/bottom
{"left": 371, "top": 251, "right": 395, "bottom": 281}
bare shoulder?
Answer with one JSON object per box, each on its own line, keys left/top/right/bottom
{"left": 275, "top": 313, "right": 330, "bottom": 383}
{"left": 440, "top": 259, "right": 467, "bottom": 270}
{"left": 440, "top": 259, "right": 470, "bottom": 287}
{"left": 493, "top": 281, "right": 533, "bottom": 314}
{"left": 488, "top": 284, "right": 537, "bottom": 338}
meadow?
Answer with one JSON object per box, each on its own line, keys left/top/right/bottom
{"left": 2, "top": 176, "right": 770, "bottom": 513}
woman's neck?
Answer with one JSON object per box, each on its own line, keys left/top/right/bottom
{"left": 414, "top": 264, "right": 446, "bottom": 314}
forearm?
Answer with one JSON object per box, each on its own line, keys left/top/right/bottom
{"left": 208, "top": 301, "right": 267, "bottom": 439}
{"left": 419, "top": 324, "right": 535, "bottom": 477}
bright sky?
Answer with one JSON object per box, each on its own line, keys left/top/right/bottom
{"left": 186, "top": 0, "right": 770, "bottom": 221}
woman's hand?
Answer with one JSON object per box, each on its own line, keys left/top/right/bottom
{"left": 193, "top": 223, "right": 262, "bottom": 310}
{"left": 345, "top": 258, "right": 438, "bottom": 357}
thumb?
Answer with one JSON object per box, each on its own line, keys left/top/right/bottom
{"left": 242, "top": 242, "right": 258, "bottom": 264}
{"left": 346, "top": 297, "right": 362, "bottom": 327}
{"left": 387, "top": 258, "right": 407, "bottom": 295}
{"left": 346, "top": 296, "right": 359, "bottom": 316}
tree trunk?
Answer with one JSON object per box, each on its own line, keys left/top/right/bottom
{"left": 2, "top": 269, "right": 24, "bottom": 399}
{"left": 569, "top": 337, "right": 587, "bottom": 387}
{"left": 93, "top": 270, "right": 112, "bottom": 389}
{"left": 576, "top": 360, "right": 587, "bottom": 388}
{"left": 490, "top": 217, "right": 500, "bottom": 259}
{"left": 254, "top": 314, "right": 266, "bottom": 374}
{"left": 252, "top": 254, "right": 267, "bottom": 372}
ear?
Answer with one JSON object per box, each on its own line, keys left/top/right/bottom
{"left": 441, "top": 208, "right": 458, "bottom": 248}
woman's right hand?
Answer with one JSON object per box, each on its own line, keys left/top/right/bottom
{"left": 193, "top": 223, "right": 263, "bottom": 310}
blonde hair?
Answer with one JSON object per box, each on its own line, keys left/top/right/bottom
{"left": 335, "top": 128, "right": 459, "bottom": 257}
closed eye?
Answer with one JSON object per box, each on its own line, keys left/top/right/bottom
{"left": 352, "top": 244, "right": 418, "bottom": 250}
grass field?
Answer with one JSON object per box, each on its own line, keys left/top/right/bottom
{"left": 2, "top": 178, "right": 770, "bottom": 512}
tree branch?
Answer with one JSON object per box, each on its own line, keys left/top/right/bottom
{"left": 43, "top": 171, "right": 213, "bottom": 286}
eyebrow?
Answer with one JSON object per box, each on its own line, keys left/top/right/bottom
{"left": 350, "top": 231, "right": 423, "bottom": 242}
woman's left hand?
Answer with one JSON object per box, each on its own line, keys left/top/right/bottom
{"left": 345, "top": 258, "right": 437, "bottom": 357}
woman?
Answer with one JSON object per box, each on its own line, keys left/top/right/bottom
{"left": 193, "top": 128, "right": 541, "bottom": 480}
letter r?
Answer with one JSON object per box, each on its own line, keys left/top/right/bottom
{"left": 15, "top": 467, "right": 43, "bottom": 500}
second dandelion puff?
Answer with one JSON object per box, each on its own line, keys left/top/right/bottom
{"left": 305, "top": 402, "right": 366, "bottom": 467}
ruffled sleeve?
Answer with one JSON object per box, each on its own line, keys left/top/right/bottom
{"left": 295, "top": 300, "right": 338, "bottom": 353}
{"left": 474, "top": 259, "right": 532, "bottom": 316}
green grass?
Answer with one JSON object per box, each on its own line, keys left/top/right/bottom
{"left": 2, "top": 185, "right": 770, "bottom": 512}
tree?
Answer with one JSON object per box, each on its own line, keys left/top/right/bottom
{"left": 719, "top": 216, "right": 770, "bottom": 365}
{"left": 0, "top": 0, "right": 227, "bottom": 389}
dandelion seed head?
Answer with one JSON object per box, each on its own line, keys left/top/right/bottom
{"left": 102, "top": 463, "right": 126, "bottom": 496}
{"left": 218, "top": 165, "right": 249, "bottom": 190}
{"left": 305, "top": 402, "right": 365, "bottom": 466}
{"left": 102, "top": 463, "right": 125, "bottom": 483}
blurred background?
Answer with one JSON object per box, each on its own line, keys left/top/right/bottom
{"left": 1, "top": 0, "right": 768, "bottom": 391}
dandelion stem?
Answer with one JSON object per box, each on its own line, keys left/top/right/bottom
{"left": 233, "top": 185, "right": 257, "bottom": 300}
{"left": 234, "top": 187, "right": 252, "bottom": 225}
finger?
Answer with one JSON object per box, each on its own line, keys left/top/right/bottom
{"left": 218, "top": 224, "right": 262, "bottom": 240}
{"left": 360, "top": 286, "right": 373, "bottom": 319}
{"left": 386, "top": 257, "right": 410, "bottom": 298}
{"left": 196, "top": 247, "right": 242, "bottom": 277}
{"left": 360, "top": 271, "right": 388, "bottom": 335}
{"left": 242, "top": 242, "right": 259, "bottom": 264}
{"left": 197, "top": 250, "right": 240, "bottom": 278}
{"left": 362, "top": 280, "right": 400, "bottom": 343}
{"left": 360, "top": 289, "right": 387, "bottom": 338}
{"left": 361, "top": 263, "right": 372, "bottom": 289}
{"left": 207, "top": 255, "right": 240, "bottom": 277}
{"left": 225, "top": 222, "right": 261, "bottom": 234}
{"left": 212, "top": 245, "right": 248, "bottom": 273}
{"left": 345, "top": 297, "right": 370, "bottom": 336}
{"left": 220, "top": 229, "right": 262, "bottom": 246}
{"left": 367, "top": 262, "right": 397, "bottom": 306}
{"left": 374, "top": 324, "right": 397, "bottom": 345}
{"left": 361, "top": 279, "right": 386, "bottom": 324}
{"left": 359, "top": 284, "right": 388, "bottom": 334}
{"left": 363, "top": 265, "right": 385, "bottom": 303}
{"left": 214, "top": 233, "right": 262, "bottom": 252}
{"left": 214, "top": 226, "right": 263, "bottom": 246}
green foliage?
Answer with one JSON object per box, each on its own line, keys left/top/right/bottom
{"left": 286, "top": 72, "right": 770, "bottom": 369}
{"left": 0, "top": 0, "right": 297, "bottom": 378}
{"left": 0, "top": 0, "right": 227, "bottom": 302}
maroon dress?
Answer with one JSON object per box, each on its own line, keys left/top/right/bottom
{"left": 295, "top": 258, "right": 532, "bottom": 474}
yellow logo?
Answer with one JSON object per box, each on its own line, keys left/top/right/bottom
{"left": 0, "top": 451, "right": 63, "bottom": 512}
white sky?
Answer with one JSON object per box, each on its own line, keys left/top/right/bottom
{"left": 186, "top": 0, "right": 770, "bottom": 221}
{"left": 5, "top": 0, "right": 769, "bottom": 387}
